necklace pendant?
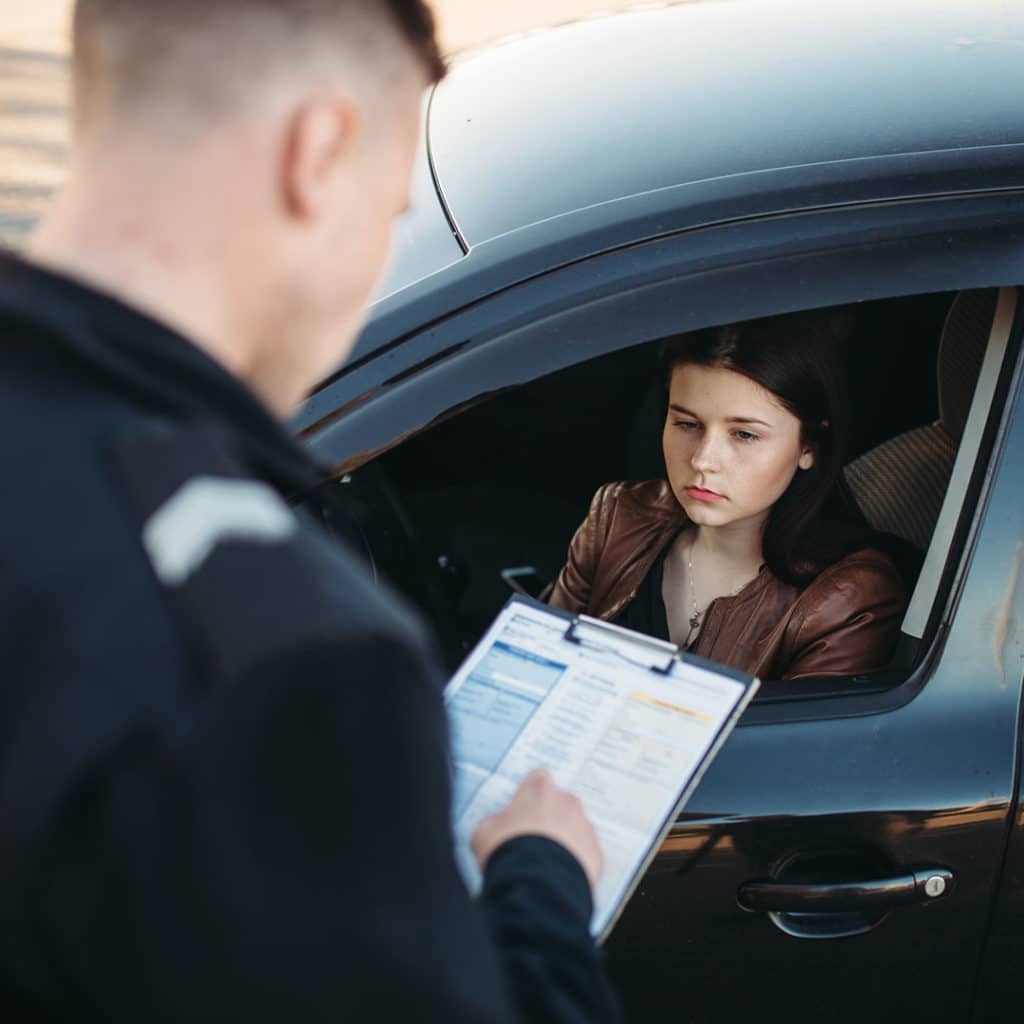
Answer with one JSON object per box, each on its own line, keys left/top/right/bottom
{"left": 689, "top": 611, "right": 701, "bottom": 631}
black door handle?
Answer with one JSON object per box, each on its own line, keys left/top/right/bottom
{"left": 737, "top": 867, "right": 954, "bottom": 914}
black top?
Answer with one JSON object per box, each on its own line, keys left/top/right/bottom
{"left": 0, "top": 253, "right": 621, "bottom": 1023}
{"left": 612, "top": 541, "right": 674, "bottom": 643}
{"left": 613, "top": 530, "right": 779, "bottom": 652}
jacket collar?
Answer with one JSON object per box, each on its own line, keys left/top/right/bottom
{"left": 617, "top": 477, "right": 689, "bottom": 525}
{"left": 0, "top": 252, "right": 326, "bottom": 501}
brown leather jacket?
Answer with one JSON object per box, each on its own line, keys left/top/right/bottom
{"left": 549, "top": 480, "right": 906, "bottom": 681}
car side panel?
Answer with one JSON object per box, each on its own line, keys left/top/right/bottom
{"left": 301, "top": 200, "right": 1024, "bottom": 1022}
{"left": 605, "top": 346, "right": 1024, "bottom": 1019}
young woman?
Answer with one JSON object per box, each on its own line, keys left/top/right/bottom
{"left": 549, "top": 311, "right": 907, "bottom": 680}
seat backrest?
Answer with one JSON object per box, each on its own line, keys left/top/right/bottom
{"left": 843, "top": 289, "right": 999, "bottom": 552}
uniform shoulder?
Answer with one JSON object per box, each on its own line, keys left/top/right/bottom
{"left": 299, "top": 523, "right": 438, "bottom": 660}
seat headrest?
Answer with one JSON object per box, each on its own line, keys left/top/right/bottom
{"left": 937, "top": 289, "right": 998, "bottom": 443}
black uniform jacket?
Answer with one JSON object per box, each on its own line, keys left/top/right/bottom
{"left": 0, "top": 254, "right": 620, "bottom": 1023}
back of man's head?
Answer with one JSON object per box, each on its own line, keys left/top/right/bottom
{"left": 71, "top": 0, "right": 445, "bottom": 137}
{"left": 39, "top": 1, "right": 445, "bottom": 413}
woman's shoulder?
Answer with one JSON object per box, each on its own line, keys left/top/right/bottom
{"left": 791, "top": 547, "right": 907, "bottom": 622}
{"left": 769, "top": 547, "right": 908, "bottom": 678}
{"left": 815, "top": 547, "right": 905, "bottom": 586}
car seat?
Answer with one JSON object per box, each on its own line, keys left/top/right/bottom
{"left": 843, "top": 289, "right": 998, "bottom": 552}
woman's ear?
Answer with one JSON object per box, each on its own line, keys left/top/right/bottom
{"left": 798, "top": 418, "right": 828, "bottom": 470}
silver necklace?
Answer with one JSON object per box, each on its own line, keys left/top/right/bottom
{"left": 685, "top": 544, "right": 703, "bottom": 641}
{"left": 685, "top": 542, "right": 753, "bottom": 646}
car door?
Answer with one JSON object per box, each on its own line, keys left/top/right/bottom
{"left": 304, "top": 196, "right": 1024, "bottom": 1023}
{"left": 605, "top": 297, "right": 1023, "bottom": 1019}
{"left": 972, "top": 661, "right": 1024, "bottom": 1024}
{"left": 608, "top": 288, "right": 1024, "bottom": 1022}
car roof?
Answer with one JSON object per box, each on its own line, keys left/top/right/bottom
{"left": 297, "top": 0, "right": 1024, "bottom": 421}
{"left": 428, "top": 0, "right": 1024, "bottom": 246}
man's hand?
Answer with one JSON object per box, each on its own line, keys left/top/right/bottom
{"left": 471, "top": 769, "right": 604, "bottom": 887}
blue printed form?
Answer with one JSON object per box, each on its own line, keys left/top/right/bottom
{"left": 448, "top": 641, "right": 566, "bottom": 818}
{"left": 445, "top": 598, "right": 758, "bottom": 939}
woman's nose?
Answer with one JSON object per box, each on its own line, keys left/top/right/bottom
{"left": 690, "top": 432, "right": 720, "bottom": 472}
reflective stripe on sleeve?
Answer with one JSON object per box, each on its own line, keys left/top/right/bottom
{"left": 142, "top": 476, "right": 297, "bottom": 586}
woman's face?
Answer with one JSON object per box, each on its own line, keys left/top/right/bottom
{"left": 662, "top": 362, "right": 814, "bottom": 532}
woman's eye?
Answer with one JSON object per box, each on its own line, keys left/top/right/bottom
{"left": 733, "top": 429, "right": 759, "bottom": 442}
{"left": 673, "top": 420, "right": 701, "bottom": 431}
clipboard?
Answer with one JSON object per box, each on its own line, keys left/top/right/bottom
{"left": 445, "top": 595, "right": 759, "bottom": 941}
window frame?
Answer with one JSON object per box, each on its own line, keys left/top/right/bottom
{"left": 304, "top": 191, "right": 1024, "bottom": 724}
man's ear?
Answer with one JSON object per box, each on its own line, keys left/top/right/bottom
{"left": 281, "top": 97, "right": 361, "bottom": 221}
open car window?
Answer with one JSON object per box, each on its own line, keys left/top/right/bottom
{"left": 307, "top": 284, "right": 1022, "bottom": 708}
{"left": 302, "top": 192, "right": 1024, "bottom": 712}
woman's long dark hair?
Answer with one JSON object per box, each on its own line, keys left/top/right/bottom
{"left": 660, "top": 309, "right": 870, "bottom": 586}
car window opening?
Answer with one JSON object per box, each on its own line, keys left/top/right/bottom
{"left": 323, "top": 286, "right": 1018, "bottom": 702}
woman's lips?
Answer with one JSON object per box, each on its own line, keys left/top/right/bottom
{"left": 685, "top": 486, "right": 726, "bottom": 503}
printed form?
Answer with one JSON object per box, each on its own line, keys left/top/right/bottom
{"left": 446, "top": 599, "right": 755, "bottom": 938}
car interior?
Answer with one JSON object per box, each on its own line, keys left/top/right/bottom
{"left": 318, "top": 287, "right": 1015, "bottom": 693}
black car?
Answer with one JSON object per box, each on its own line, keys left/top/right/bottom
{"left": 294, "top": 2, "right": 1024, "bottom": 1020}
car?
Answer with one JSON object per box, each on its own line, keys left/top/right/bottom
{"left": 292, "top": 1, "right": 1024, "bottom": 1020}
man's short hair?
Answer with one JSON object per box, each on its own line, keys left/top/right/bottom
{"left": 72, "top": 0, "right": 445, "bottom": 131}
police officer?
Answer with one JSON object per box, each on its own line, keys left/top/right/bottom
{"left": 0, "top": 2, "right": 621, "bottom": 1020}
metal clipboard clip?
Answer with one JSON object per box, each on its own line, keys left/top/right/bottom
{"left": 564, "top": 613, "right": 679, "bottom": 674}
